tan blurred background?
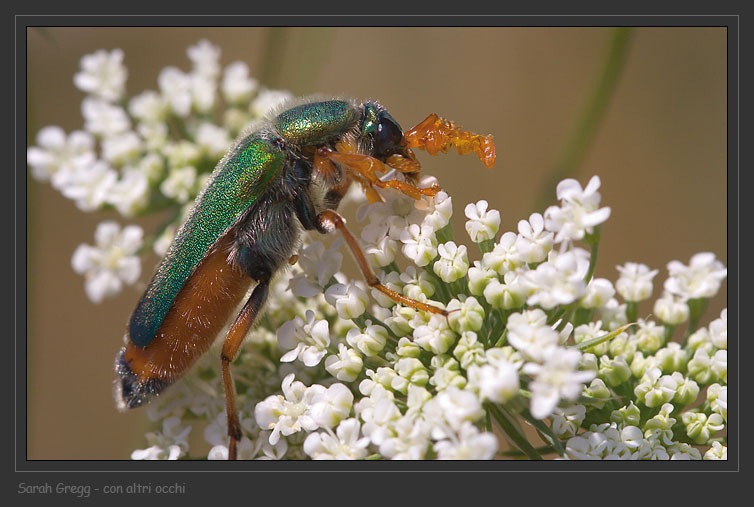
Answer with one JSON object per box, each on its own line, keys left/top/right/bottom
{"left": 26, "top": 27, "right": 727, "bottom": 460}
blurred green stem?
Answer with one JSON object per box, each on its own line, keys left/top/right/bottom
{"left": 536, "top": 27, "right": 633, "bottom": 212}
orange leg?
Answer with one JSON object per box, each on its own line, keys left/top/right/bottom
{"left": 317, "top": 209, "right": 447, "bottom": 316}
{"left": 221, "top": 277, "right": 270, "bottom": 460}
{"left": 317, "top": 148, "right": 441, "bottom": 201}
{"left": 403, "top": 113, "right": 497, "bottom": 168}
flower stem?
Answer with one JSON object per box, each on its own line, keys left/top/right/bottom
{"left": 683, "top": 297, "right": 709, "bottom": 345}
{"left": 486, "top": 402, "right": 543, "bottom": 460}
{"left": 535, "top": 27, "right": 633, "bottom": 213}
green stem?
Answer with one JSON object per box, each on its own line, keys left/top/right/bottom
{"left": 486, "top": 403, "right": 543, "bottom": 460}
{"left": 535, "top": 27, "right": 633, "bottom": 213}
{"left": 584, "top": 226, "right": 601, "bottom": 283}
{"left": 683, "top": 298, "right": 709, "bottom": 345}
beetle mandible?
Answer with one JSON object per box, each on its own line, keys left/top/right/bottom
{"left": 114, "top": 96, "right": 496, "bottom": 459}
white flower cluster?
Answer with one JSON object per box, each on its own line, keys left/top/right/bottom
{"left": 124, "top": 170, "right": 727, "bottom": 461}
{"left": 28, "top": 40, "right": 293, "bottom": 304}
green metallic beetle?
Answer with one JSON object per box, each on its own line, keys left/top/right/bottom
{"left": 114, "top": 96, "right": 496, "bottom": 459}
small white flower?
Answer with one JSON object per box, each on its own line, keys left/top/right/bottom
{"left": 378, "top": 415, "right": 431, "bottom": 460}
{"left": 653, "top": 291, "right": 690, "bottom": 326}
{"left": 195, "top": 122, "right": 232, "bottom": 159}
{"left": 507, "top": 310, "right": 559, "bottom": 362}
{"left": 523, "top": 347, "right": 595, "bottom": 419}
{"left": 71, "top": 221, "right": 142, "bottom": 303}
{"left": 413, "top": 313, "right": 457, "bottom": 355}
{"left": 482, "top": 232, "right": 521, "bottom": 274}
{"left": 207, "top": 437, "right": 260, "bottom": 461}
{"left": 551, "top": 405, "right": 586, "bottom": 439}
{"left": 160, "top": 166, "right": 197, "bottom": 203}
{"left": 346, "top": 323, "right": 388, "bottom": 357}
{"left": 222, "top": 61, "right": 258, "bottom": 104}
{"left": 129, "top": 90, "right": 169, "bottom": 124}
{"left": 433, "top": 241, "right": 469, "bottom": 283}
{"left": 429, "top": 357, "right": 466, "bottom": 391}
{"left": 324, "top": 281, "right": 369, "bottom": 319}
{"left": 515, "top": 213, "right": 554, "bottom": 263}
{"left": 483, "top": 269, "right": 529, "bottom": 310}
{"left": 580, "top": 278, "right": 615, "bottom": 309}
{"left": 597, "top": 297, "right": 628, "bottom": 331}
{"left": 664, "top": 252, "right": 727, "bottom": 299}
{"left": 325, "top": 344, "right": 363, "bottom": 382}
{"left": 187, "top": 39, "right": 221, "bottom": 78}
{"left": 73, "top": 48, "right": 127, "bottom": 102}
{"left": 710, "top": 349, "right": 727, "bottom": 384}
{"left": 254, "top": 374, "right": 326, "bottom": 445}
{"left": 431, "top": 387, "right": 485, "bottom": 431}
{"left": 633, "top": 367, "right": 678, "bottom": 407}
{"left": 190, "top": 73, "right": 217, "bottom": 114}
{"left": 464, "top": 200, "right": 500, "bottom": 243}
{"left": 108, "top": 168, "right": 150, "bottom": 217}
{"left": 616, "top": 262, "right": 659, "bottom": 302}
{"left": 101, "top": 131, "right": 144, "bottom": 166}
{"left": 434, "top": 422, "right": 498, "bottom": 460}
{"left": 598, "top": 355, "right": 631, "bottom": 387}
{"left": 81, "top": 97, "right": 131, "bottom": 136}
{"left": 707, "top": 383, "right": 727, "bottom": 421}
{"left": 446, "top": 297, "right": 485, "bottom": 333}
{"left": 399, "top": 266, "right": 435, "bottom": 300}
{"left": 634, "top": 319, "right": 665, "bottom": 354}
{"left": 278, "top": 310, "right": 331, "bottom": 367}
{"left": 60, "top": 159, "right": 118, "bottom": 212}
{"left": 467, "top": 355, "right": 520, "bottom": 404}
{"left": 304, "top": 418, "right": 370, "bottom": 460}
{"left": 26, "top": 126, "right": 96, "bottom": 187}
{"left": 251, "top": 89, "right": 293, "bottom": 118}
{"left": 467, "top": 260, "right": 497, "bottom": 297}
{"left": 524, "top": 250, "right": 588, "bottom": 309}
{"left": 708, "top": 308, "right": 727, "bottom": 349}
{"left": 423, "top": 191, "right": 453, "bottom": 231}
{"left": 131, "top": 416, "right": 190, "bottom": 460}
{"left": 308, "top": 383, "right": 354, "bottom": 429}
{"left": 703, "top": 441, "right": 727, "bottom": 460}
{"left": 158, "top": 66, "right": 193, "bottom": 117}
{"left": 400, "top": 223, "right": 438, "bottom": 267}
{"left": 654, "top": 342, "right": 689, "bottom": 374}
{"left": 137, "top": 121, "right": 169, "bottom": 152}
{"left": 681, "top": 411, "right": 724, "bottom": 445}
{"left": 544, "top": 175, "right": 611, "bottom": 242}
{"left": 288, "top": 239, "right": 343, "bottom": 297}
{"left": 394, "top": 358, "right": 429, "bottom": 391}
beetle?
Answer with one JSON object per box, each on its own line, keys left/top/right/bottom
{"left": 114, "top": 96, "right": 496, "bottom": 459}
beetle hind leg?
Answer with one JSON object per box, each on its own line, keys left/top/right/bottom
{"left": 220, "top": 276, "right": 271, "bottom": 460}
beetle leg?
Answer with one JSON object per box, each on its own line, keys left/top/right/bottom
{"left": 220, "top": 277, "right": 270, "bottom": 460}
{"left": 403, "top": 113, "right": 497, "bottom": 168}
{"left": 317, "top": 148, "right": 440, "bottom": 201}
{"left": 316, "top": 209, "right": 447, "bottom": 316}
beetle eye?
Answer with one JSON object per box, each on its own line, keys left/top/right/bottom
{"left": 373, "top": 112, "right": 404, "bottom": 158}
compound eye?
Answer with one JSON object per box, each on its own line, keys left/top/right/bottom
{"left": 374, "top": 112, "right": 404, "bottom": 158}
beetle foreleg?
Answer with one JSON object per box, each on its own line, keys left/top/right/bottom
{"left": 221, "top": 276, "right": 270, "bottom": 460}
{"left": 317, "top": 148, "right": 440, "bottom": 201}
{"left": 316, "top": 209, "right": 447, "bottom": 316}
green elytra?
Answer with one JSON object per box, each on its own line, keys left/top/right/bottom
{"left": 128, "top": 100, "right": 360, "bottom": 348}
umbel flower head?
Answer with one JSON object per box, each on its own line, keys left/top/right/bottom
{"left": 29, "top": 41, "right": 727, "bottom": 460}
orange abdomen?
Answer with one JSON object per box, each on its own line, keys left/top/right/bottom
{"left": 123, "top": 233, "right": 252, "bottom": 385}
